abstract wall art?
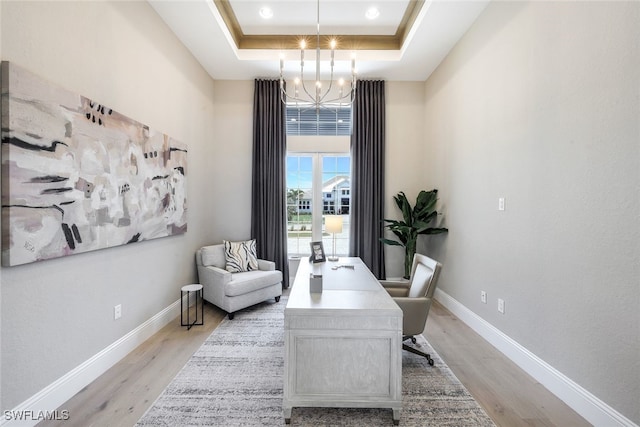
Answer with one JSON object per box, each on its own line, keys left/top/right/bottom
{"left": 1, "top": 62, "right": 187, "bottom": 267}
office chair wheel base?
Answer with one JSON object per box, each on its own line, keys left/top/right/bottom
{"left": 411, "top": 337, "right": 417, "bottom": 344}
{"left": 427, "top": 356, "right": 434, "bottom": 366}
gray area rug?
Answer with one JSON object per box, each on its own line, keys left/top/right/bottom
{"left": 136, "top": 298, "right": 495, "bottom": 426}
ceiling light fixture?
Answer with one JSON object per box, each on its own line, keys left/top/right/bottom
{"left": 365, "top": 7, "right": 380, "bottom": 20}
{"left": 259, "top": 7, "right": 273, "bottom": 19}
{"left": 279, "top": 0, "right": 357, "bottom": 113}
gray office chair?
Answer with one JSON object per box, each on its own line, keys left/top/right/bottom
{"left": 381, "top": 254, "right": 442, "bottom": 366}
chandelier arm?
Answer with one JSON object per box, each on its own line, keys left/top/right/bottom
{"left": 279, "top": 0, "right": 357, "bottom": 112}
{"left": 317, "top": 64, "right": 336, "bottom": 103}
{"left": 320, "top": 77, "right": 358, "bottom": 105}
{"left": 318, "top": 85, "right": 333, "bottom": 104}
{"left": 280, "top": 77, "right": 316, "bottom": 106}
{"left": 279, "top": 78, "right": 290, "bottom": 105}
{"left": 282, "top": 78, "right": 356, "bottom": 108}
{"left": 313, "top": 0, "right": 321, "bottom": 109}
{"left": 298, "top": 46, "right": 313, "bottom": 102}
{"left": 300, "top": 78, "right": 317, "bottom": 103}
{"left": 322, "top": 93, "right": 356, "bottom": 105}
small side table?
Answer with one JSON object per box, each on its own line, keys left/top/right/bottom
{"left": 181, "top": 284, "right": 204, "bottom": 330}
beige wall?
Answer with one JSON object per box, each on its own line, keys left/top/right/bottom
{"left": 384, "top": 81, "right": 431, "bottom": 278}
{"left": 210, "top": 80, "right": 254, "bottom": 243}
{"left": 0, "top": 0, "right": 220, "bottom": 410}
{"left": 422, "top": 1, "right": 639, "bottom": 422}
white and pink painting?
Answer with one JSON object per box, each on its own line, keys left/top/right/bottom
{"left": 1, "top": 62, "right": 187, "bottom": 267}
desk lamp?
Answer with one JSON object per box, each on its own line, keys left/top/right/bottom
{"left": 325, "top": 215, "right": 343, "bottom": 262}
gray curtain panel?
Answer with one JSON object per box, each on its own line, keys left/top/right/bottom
{"left": 349, "top": 80, "right": 386, "bottom": 279}
{"left": 251, "top": 79, "right": 289, "bottom": 288}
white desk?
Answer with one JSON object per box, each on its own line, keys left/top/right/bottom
{"left": 283, "top": 257, "right": 403, "bottom": 424}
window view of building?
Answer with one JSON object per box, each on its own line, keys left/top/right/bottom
{"left": 286, "top": 154, "right": 350, "bottom": 257}
{"left": 321, "top": 175, "right": 350, "bottom": 214}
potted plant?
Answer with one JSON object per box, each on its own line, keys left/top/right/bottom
{"left": 380, "top": 189, "right": 448, "bottom": 279}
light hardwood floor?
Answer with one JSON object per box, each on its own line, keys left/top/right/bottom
{"left": 424, "top": 302, "right": 589, "bottom": 427}
{"left": 40, "top": 297, "right": 589, "bottom": 427}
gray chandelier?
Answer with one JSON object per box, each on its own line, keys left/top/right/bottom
{"left": 279, "top": 0, "right": 357, "bottom": 111}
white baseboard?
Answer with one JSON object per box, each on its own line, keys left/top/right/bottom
{"left": 1, "top": 300, "right": 181, "bottom": 427}
{"left": 434, "top": 288, "right": 637, "bottom": 427}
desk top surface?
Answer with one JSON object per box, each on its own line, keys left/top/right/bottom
{"left": 286, "top": 257, "right": 400, "bottom": 315}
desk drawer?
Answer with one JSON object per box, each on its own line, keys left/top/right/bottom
{"left": 286, "top": 314, "right": 402, "bottom": 331}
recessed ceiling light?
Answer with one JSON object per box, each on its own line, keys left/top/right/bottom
{"left": 365, "top": 7, "right": 380, "bottom": 20}
{"left": 259, "top": 7, "right": 273, "bottom": 19}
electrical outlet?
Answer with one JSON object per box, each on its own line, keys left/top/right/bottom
{"left": 498, "top": 197, "right": 506, "bottom": 211}
{"left": 114, "top": 304, "right": 122, "bottom": 320}
{"left": 498, "top": 298, "right": 505, "bottom": 314}
{"left": 481, "top": 291, "right": 487, "bottom": 304}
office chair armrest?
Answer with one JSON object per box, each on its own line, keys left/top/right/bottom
{"left": 393, "top": 297, "right": 431, "bottom": 337}
{"left": 380, "top": 280, "right": 410, "bottom": 297}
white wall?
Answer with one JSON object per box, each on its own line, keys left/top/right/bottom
{"left": 0, "top": 0, "right": 221, "bottom": 411}
{"left": 422, "top": 1, "right": 639, "bottom": 423}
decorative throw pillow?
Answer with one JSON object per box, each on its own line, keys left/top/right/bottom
{"left": 223, "top": 240, "right": 258, "bottom": 273}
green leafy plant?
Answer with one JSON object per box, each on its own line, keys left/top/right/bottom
{"left": 380, "top": 189, "right": 448, "bottom": 279}
{"left": 287, "top": 189, "right": 305, "bottom": 221}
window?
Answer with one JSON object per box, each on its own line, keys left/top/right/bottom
{"left": 286, "top": 154, "right": 350, "bottom": 257}
{"left": 287, "top": 156, "right": 312, "bottom": 255}
{"left": 286, "top": 105, "right": 351, "bottom": 136}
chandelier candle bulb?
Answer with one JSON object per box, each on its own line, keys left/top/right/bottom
{"left": 330, "top": 40, "right": 336, "bottom": 67}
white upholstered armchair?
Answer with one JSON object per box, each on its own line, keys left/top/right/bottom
{"left": 380, "top": 253, "right": 442, "bottom": 366}
{"left": 195, "top": 243, "right": 282, "bottom": 319}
